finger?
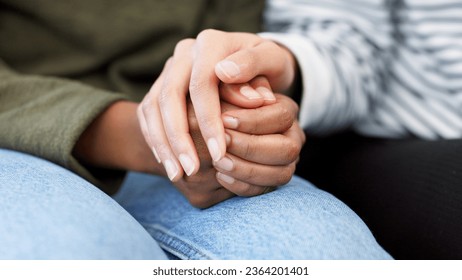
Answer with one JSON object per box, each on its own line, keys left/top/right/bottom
{"left": 215, "top": 40, "right": 295, "bottom": 92}
{"left": 225, "top": 128, "right": 301, "bottom": 166}
{"left": 218, "top": 82, "right": 265, "bottom": 109}
{"left": 289, "top": 120, "right": 306, "bottom": 146}
{"left": 136, "top": 106, "right": 161, "bottom": 163}
{"left": 216, "top": 172, "right": 276, "bottom": 197}
{"left": 249, "top": 76, "right": 276, "bottom": 105}
{"left": 189, "top": 30, "right": 232, "bottom": 163}
{"left": 176, "top": 175, "right": 235, "bottom": 208}
{"left": 141, "top": 60, "right": 183, "bottom": 181}
{"left": 219, "top": 76, "right": 275, "bottom": 109}
{"left": 159, "top": 39, "right": 200, "bottom": 176}
{"left": 213, "top": 153, "right": 296, "bottom": 187}
{"left": 222, "top": 94, "right": 298, "bottom": 134}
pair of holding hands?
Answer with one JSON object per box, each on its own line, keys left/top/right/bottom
{"left": 137, "top": 30, "right": 305, "bottom": 208}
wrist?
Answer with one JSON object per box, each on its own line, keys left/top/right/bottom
{"left": 73, "top": 101, "right": 162, "bottom": 174}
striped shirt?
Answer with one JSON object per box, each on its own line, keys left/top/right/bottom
{"left": 261, "top": 0, "right": 462, "bottom": 140}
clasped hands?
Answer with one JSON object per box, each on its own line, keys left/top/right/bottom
{"left": 74, "top": 30, "right": 304, "bottom": 209}
{"left": 137, "top": 30, "right": 305, "bottom": 208}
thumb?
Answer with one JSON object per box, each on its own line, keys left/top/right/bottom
{"left": 214, "top": 41, "right": 295, "bottom": 92}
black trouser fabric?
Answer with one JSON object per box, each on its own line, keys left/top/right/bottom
{"left": 296, "top": 132, "right": 462, "bottom": 259}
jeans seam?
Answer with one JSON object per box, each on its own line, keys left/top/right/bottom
{"left": 142, "top": 223, "right": 218, "bottom": 260}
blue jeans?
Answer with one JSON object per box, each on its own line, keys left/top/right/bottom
{"left": 0, "top": 149, "right": 391, "bottom": 259}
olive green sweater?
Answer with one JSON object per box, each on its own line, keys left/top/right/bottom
{"left": 0, "top": 0, "right": 265, "bottom": 193}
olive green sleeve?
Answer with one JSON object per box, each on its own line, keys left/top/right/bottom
{"left": 0, "top": 60, "right": 128, "bottom": 194}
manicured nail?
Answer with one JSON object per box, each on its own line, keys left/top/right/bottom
{"left": 222, "top": 115, "right": 239, "bottom": 129}
{"left": 179, "top": 153, "right": 195, "bottom": 176}
{"left": 151, "top": 147, "right": 161, "bottom": 163}
{"left": 216, "top": 60, "right": 240, "bottom": 79}
{"left": 207, "top": 138, "right": 222, "bottom": 162}
{"left": 240, "top": 85, "right": 262, "bottom": 100}
{"left": 225, "top": 133, "right": 231, "bottom": 146}
{"left": 256, "top": 87, "right": 276, "bottom": 101}
{"left": 217, "top": 172, "right": 235, "bottom": 184}
{"left": 214, "top": 157, "right": 234, "bottom": 172}
{"left": 164, "top": 159, "right": 178, "bottom": 181}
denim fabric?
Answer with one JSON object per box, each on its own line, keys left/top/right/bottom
{"left": 0, "top": 149, "right": 392, "bottom": 259}
{"left": 115, "top": 174, "right": 392, "bottom": 260}
{"left": 0, "top": 149, "right": 167, "bottom": 259}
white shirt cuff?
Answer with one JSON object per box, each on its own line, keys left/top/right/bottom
{"left": 259, "top": 32, "right": 334, "bottom": 134}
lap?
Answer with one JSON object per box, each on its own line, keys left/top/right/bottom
{"left": 0, "top": 149, "right": 167, "bottom": 259}
{"left": 0, "top": 148, "right": 391, "bottom": 260}
{"left": 114, "top": 172, "right": 391, "bottom": 259}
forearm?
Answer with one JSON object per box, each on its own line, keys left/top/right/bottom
{"left": 73, "top": 101, "right": 165, "bottom": 175}
{"left": 0, "top": 61, "right": 135, "bottom": 193}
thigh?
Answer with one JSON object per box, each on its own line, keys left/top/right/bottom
{"left": 0, "top": 149, "right": 167, "bottom": 260}
{"left": 114, "top": 172, "right": 391, "bottom": 260}
{"left": 296, "top": 133, "right": 462, "bottom": 259}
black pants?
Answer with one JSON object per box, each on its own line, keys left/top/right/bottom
{"left": 296, "top": 132, "right": 462, "bottom": 259}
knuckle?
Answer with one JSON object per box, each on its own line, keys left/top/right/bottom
{"left": 288, "top": 96, "right": 299, "bottom": 109}
{"left": 164, "top": 56, "right": 173, "bottom": 67}
{"left": 234, "top": 183, "right": 253, "bottom": 197}
{"left": 242, "top": 165, "right": 257, "bottom": 182}
{"left": 174, "top": 38, "right": 195, "bottom": 54}
{"left": 283, "top": 96, "right": 300, "bottom": 117}
{"left": 157, "top": 88, "right": 170, "bottom": 107}
{"left": 278, "top": 106, "right": 294, "bottom": 132}
{"left": 240, "top": 50, "right": 259, "bottom": 77}
{"left": 243, "top": 135, "right": 258, "bottom": 158}
{"left": 188, "top": 78, "right": 208, "bottom": 95}
{"left": 197, "top": 29, "right": 223, "bottom": 42}
{"left": 290, "top": 100, "right": 300, "bottom": 116}
{"left": 265, "top": 40, "right": 281, "bottom": 51}
{"left": 285, "top": 139, "right": 301, "bottom": 162}
{"left": 277, "top": 165, "right": 295, "bottom": 185}
{"left": 241, "top": 48, "right": 257, "bottom": 64}
{"left": 160, "top": 79, "right": 182, "bottom": 100}
{"left": 267, "top": 41, "right": 288, "bottom": 64}
{"left": 247, "top": 109, "right": 261, "bottom": 133}
{"left": 156, "top": 142, "right": 171, "bottom": 155}
{"left": 166, "top": 131, "right": 188, "bottom": 151}
{"left": 140, "top": 100, "right": 153, "bottom": 113}
{"left": 195, "top": 113, "right": 216, "bottom": 132}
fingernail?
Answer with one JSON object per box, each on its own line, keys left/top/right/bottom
{"left": 216, "top": 60, "right": 240, "bottom": 79}
{"left": 256, "top": 87, "right": 276, "bottom": 101}
{"left": 222, "top": 115, "right": 239, "bottom": 129}
{"left": 164, "top": 159, "right": 178, "bottom": 181}
{"left": 225, "top": 133, "right": 231, "bottom": 146}
{"left": 240, "top": 85, "right": 262, "bottom": 100}
{"left": 214, "top": 156, "right": 233, "bottom": 172}
{"left": 217, "top": 172, "right": 235, "bottom": 184}
{"left": 179, "top": 153, "right": 195, "bottom": 176}
{"left": 207, "top": 138, "right": 222, "bottom": 162}
{"left": 152, "top": 147, "right": 161, "bottom": 163}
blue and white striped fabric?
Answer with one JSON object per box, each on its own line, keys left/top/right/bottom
{"left": 262, "top": 0, "right": 462, "bottom": 139}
